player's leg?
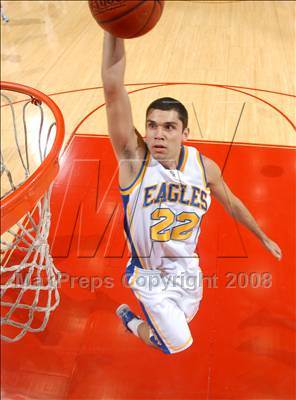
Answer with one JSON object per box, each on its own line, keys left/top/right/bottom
{"left": 117, "top": 264, "right": 160, "bottom": 349}
{"left": 119, "top": 265, "right": 193, "bottom": 354}
{"left": 139, "top": 297, "right": 193, "bottom": 354}
{"left": 116, "top": 299, "right": 192, "bottom": 354}
{"left": 116, "top": 304, "right": 158, "bottom": 349}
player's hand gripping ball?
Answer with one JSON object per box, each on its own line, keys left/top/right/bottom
{"left": 88, "top": 0, "right": 165, "bottom": 38}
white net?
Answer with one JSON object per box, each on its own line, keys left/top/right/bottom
{"left": 1, "top": 88, "right": 61, "bottom": 342}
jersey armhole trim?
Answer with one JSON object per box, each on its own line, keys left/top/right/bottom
{"left": 119, "top": 149, "right": 150, "bottom": 195}
{"left": 197, "top": 151, "right": 211, "bottom": 192}
{"left": 179, "top": 146, "right": 189, "bottom": 172}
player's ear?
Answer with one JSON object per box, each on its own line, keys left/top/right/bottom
{"left": 182, "top": 128, "right": 189, "bottom": 141}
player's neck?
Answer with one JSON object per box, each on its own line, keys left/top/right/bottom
{"left": 159, "top": 147, "right": 182, "bottom": 170}
{"left": 159, "top": 159, "right": 178, "bottom": 170}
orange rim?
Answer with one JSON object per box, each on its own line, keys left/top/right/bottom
{"left": 0, "top": 81, "right": 65, "bottom": 234}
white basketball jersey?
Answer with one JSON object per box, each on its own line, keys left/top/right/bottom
{"left": 120, "top": 145, "right": 211, "bottom": 272}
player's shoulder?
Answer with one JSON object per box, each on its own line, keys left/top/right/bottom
{"left": 197, "top": 152, "right": 222, "bottom": 184}
{"left": 185, "top": 146, "right": 219, "bottom": 171}
{"left": 201, "top": 154, "right": 219, "bottom": 169}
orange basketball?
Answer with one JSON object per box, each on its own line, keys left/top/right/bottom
{"left": 88, "top": 0, "right": 165, "bottom": 39}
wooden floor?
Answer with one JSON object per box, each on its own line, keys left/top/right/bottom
{"left": 1, "top": 0, "right": 295, "bottom": 149}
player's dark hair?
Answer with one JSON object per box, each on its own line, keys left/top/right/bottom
{"left": 146, "top": 97, "right": 188, "bottom": 129}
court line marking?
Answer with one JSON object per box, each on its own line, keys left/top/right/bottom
{"left": 221, "top": 102, "right": 246, "bottom": 175}
{"left": 61, "top": 82, "right": 295, "bottom": 156}
{"left": 192, "top": 102, "right": 204, "bottom": 139}
{"left": 45, "top": 83, "right": 296, "bottom": 99}
{"left": 1, "top": 82, "right": 295, "bottom": 109}
{"left": 72, "top": 83, "right": 296, "bottom": 133}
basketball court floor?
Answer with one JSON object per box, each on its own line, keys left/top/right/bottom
{"left": 1, "top": 1, "right": 295, "bottom": 399}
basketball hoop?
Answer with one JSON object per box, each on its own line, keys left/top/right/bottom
{"left": 0, "top": 82, "right": 65, "bottom": 342}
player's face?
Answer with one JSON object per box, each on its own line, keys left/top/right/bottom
{"left": 145, "top": 109, "right": 189, "bottom": 166}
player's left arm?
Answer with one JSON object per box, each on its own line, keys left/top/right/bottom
{"left": 203, "top": 156, "right": 282, "bottom": 261}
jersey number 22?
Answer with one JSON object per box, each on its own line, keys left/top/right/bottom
{"left": 150, "top": 208, "right": 200, "bottom": 242}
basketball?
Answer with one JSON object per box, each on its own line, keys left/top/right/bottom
{"left": 88, "top": 0, "right": 165, "bottom": 38}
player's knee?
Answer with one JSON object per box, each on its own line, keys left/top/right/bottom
{"left": 149, "top": 334, "right": 171, "bottom": 354}
{"left": 160, "top": 340, "right": 193, "bottom": 355}
{"left": 150, "top": 328, "right": 193, "bottom": 355}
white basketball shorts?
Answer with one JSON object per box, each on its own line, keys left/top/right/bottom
{"left": 126, "top": 261, "right": 203, "bottom": 354}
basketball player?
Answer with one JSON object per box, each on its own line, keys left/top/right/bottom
{"left": 101, "top": 32, "right": 282, "bottom": 354}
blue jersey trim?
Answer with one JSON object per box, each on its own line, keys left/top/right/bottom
{"left": 125, "top": 263, "right": 136, "bottom": 282}
{"left": 119, "top": 148, "right": 148, "bottom": 192}
{"left": 121, "top": 194, "right": 144, "bottom": 269}
{"left": 199, "top": 152, "right": 209, "bottom": 187}
{"left": 177, "top": 145, "right": 185, "bottom": 170}
{"left": 139, "top": 301, "right": 171, "bottom": 354}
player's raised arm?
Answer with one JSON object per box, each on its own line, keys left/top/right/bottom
{"left": 203, "top": 156, "right": 282, "bottom": 261}
{"left": 101, "top": 32, "right": 140, "bottom": 159}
